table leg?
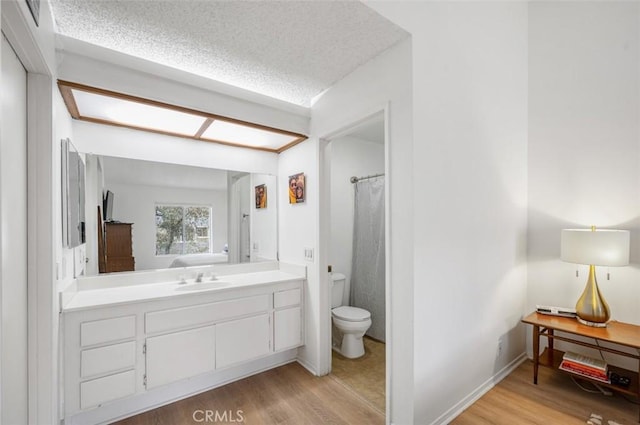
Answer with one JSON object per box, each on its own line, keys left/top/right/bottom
{"left": 533, "top": 325, "right": 540, "bottom": 385}
{"left": 548, "top": 329, "right": 554, "bottom": 365}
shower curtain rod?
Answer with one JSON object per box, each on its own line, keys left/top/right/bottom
{"left": 350, "top": 173, "right": 385, "bottom": 184}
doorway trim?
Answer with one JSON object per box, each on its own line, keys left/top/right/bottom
{"left": 316, "top": 103, "right": 391, "bottom": 423}
{"left": 1, "top": 2, "right": 56, "bottom": 424}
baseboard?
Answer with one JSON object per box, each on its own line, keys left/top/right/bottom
{"left": 296, "top": 356, "right": 320, "bottom": 376}
{"left": 430, "top": 352, "right": 527, "bottom": 425}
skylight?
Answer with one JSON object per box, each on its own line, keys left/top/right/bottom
{"left": 58, "top": 81, "right": 307, "bottom": 153}
{"left": 201, "top": 120, "right": 297, "bottom": 149}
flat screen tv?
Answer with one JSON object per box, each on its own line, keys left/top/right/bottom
{"left": 103, "top": 190, "right": 114, "bottom": 222}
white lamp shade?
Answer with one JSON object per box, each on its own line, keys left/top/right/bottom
{"left": 561, "top": 229, "right": 630, "bottom": 266}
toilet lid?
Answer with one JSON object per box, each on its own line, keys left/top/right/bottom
{"left": 332, "top": 306, "right": 371, "bottom": 322}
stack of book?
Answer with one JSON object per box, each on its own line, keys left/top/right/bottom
{"left": 559, "top": 351, "right": 609, "bottom": 383}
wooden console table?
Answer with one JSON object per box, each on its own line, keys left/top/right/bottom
{"left": 522, "top": 312, "right": 640, "bottom": 421}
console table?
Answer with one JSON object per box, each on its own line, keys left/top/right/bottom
{"left": 522, "top": 312, "right": 640, "bottom": 421}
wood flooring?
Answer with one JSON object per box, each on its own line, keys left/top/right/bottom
{"left": 112, "top": 356, "right": 639, "bottom": 425}
{"left": 112, "top": 362, "right": 384, "bottom": 425}
{"left": 330, "top": 336, "right": 386, "bottom": 413}
{"left": 453, "top": 360, "right": 638, "bottom": 425}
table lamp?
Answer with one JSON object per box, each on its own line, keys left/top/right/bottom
{"left": 560, "top": 226, "right": 630, "bottom": 327}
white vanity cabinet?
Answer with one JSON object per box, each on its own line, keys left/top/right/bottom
{"left": 63, "top": 314, "right": 139, "bottom": 413}
{"left": 145, "top": 325, "right": 216, "bottom": 389}
{"left": 62, "top": 275, "right": 303, "bottom": 424}
{"left": 216, "top": 313, "right": 271, "bottom": 368}
{"left": 143, "top": 293, "right": 272, "bottom": 386}
{"left": 273, "top": 288, "right": 303, "bottom": 351}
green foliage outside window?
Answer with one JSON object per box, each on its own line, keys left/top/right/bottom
{"left": 155, "top": 205, "right": 211, "bottom": 255}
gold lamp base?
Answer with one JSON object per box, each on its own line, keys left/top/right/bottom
{"left": 575, "top": 264, "right": 610, "bottom": 327}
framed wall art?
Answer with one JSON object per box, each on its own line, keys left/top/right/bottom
{"left": 255, "top": 184, "right": 267, "bottom": 209}
{"left": 288, "top": 173, "right": 305, "bottom": 204}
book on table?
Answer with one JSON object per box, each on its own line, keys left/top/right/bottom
{"left": 559, "top": 361, "right": 610, "bottom": 383}
{"left": 559, "top": 351, "right": 609, "bottom": 383}
{"left": 562, "top": 351, "right": 607, "bottom": 371}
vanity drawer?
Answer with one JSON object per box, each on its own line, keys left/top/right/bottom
{"left": 274, "top": 288, "right": 301, "bottom": 309}
{"left": 81, "top": 341, "right": 136, "bottom": 378}
{"left": 145, "top": 294, "right": 270, "bottom": 334}
{"left": 80, "top": 315, "right": 136, "bottom": 347}
{"left": 80, "top": 369, "right": 136, "bottom": 410}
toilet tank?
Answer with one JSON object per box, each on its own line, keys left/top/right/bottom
{"left": 331, "top": 273, "right": 346, "bottom": 308}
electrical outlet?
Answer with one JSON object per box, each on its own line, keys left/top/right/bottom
{"left": 304, "top": 247, "right": 314, "bottom": 261}
{"left": 497, "top": 338, "right": 503, "bottom": 358}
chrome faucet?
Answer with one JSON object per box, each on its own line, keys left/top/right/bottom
{"left": 195, "top": 272, "right": 205, "bottom": 283}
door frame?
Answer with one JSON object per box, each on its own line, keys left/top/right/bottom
{"left": 1, "top": 2, "right": 56, "bottom": 424}
{"left": 316, "top": 104, "right": 391, "bottom": 422}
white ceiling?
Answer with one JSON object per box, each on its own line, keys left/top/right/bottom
{"left": 49, "top": 1, "right": 409, "bottom": 107}
{"left": 102, "top": 156, "right": 229, "bottom": 191}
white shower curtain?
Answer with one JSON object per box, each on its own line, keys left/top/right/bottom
{"left": 350, "top": 177, "right": 385, "bottom": 342}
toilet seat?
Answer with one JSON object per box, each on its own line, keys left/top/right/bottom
{"left": 332, "top": 306, "right": 370, "bottom": 322}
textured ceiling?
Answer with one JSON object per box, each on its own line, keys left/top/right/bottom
{"left": 50, "top": 0, "right": 409, "bottom": 107}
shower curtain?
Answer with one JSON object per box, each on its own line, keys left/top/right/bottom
{"left": 350, "top": 177, "right": 385, "bottom": 342}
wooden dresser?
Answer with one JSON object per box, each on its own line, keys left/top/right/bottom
{"left": 104, "top": 222, "right": 135, "bottom": 273}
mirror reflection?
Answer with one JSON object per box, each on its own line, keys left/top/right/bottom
{"left": 82, "top": 155, "right": 278, "bottom": 275}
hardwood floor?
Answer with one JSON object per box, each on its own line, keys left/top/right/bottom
{"left": 113, "top": 357, "right": 638, "bottom": 425}
{"left": 112, "top": 362, "right": 384, "bottom": 425}
{"left": 331, "top": 336, "right": 385, "bottom": 413}
{"left": 453, "top": 360, "right": 638, "bottom": 425}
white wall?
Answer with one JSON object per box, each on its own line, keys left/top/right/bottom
{"left": 278, "top": 139, "right": 319, "bottom": 369}
{"left": 329, "top": 136, "right": 384, "bottom": 305}
{"left": 369, "top": 3, "right": 528, "bottom": 424}
{"left": 108, "top": 182, "right": 228, "bottom": 270}
{"left": 310, "top": 38, "right": 414, "bottom": 424}
{"left": 528, "top": 2, "right": 640, "bottom": 365}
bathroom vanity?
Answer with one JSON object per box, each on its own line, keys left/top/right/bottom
{"left": 61, "top": 262, "right": 305, "bottom": 425}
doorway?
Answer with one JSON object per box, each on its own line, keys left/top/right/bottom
{"left": 320, "top": 111, "right": 388, "bottom": 414}
{"left": 228, "top": 172, "right": 251, "bottom": 263}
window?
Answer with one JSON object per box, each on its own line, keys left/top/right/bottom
{"left": 155, "top": 205, "right": 212, "bottom": 255}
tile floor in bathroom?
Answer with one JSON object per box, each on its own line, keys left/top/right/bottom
{"left": 330, "top": 336, "right": 386, "bottom": 413}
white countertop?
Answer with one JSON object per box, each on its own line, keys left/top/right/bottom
{"left": 63, "top": 267, "right": 305, "bottom": 313}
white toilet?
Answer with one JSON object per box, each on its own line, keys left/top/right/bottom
{"left": 331, "top": 273, "right": 372, "bottom": 359}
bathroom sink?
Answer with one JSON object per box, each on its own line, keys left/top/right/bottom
{"left": 174, "top": 281, "right": 231, "bottom": 291}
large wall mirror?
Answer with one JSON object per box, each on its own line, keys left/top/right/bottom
{"left": 82, "top": 154, "right": 278, "bottom": 275}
